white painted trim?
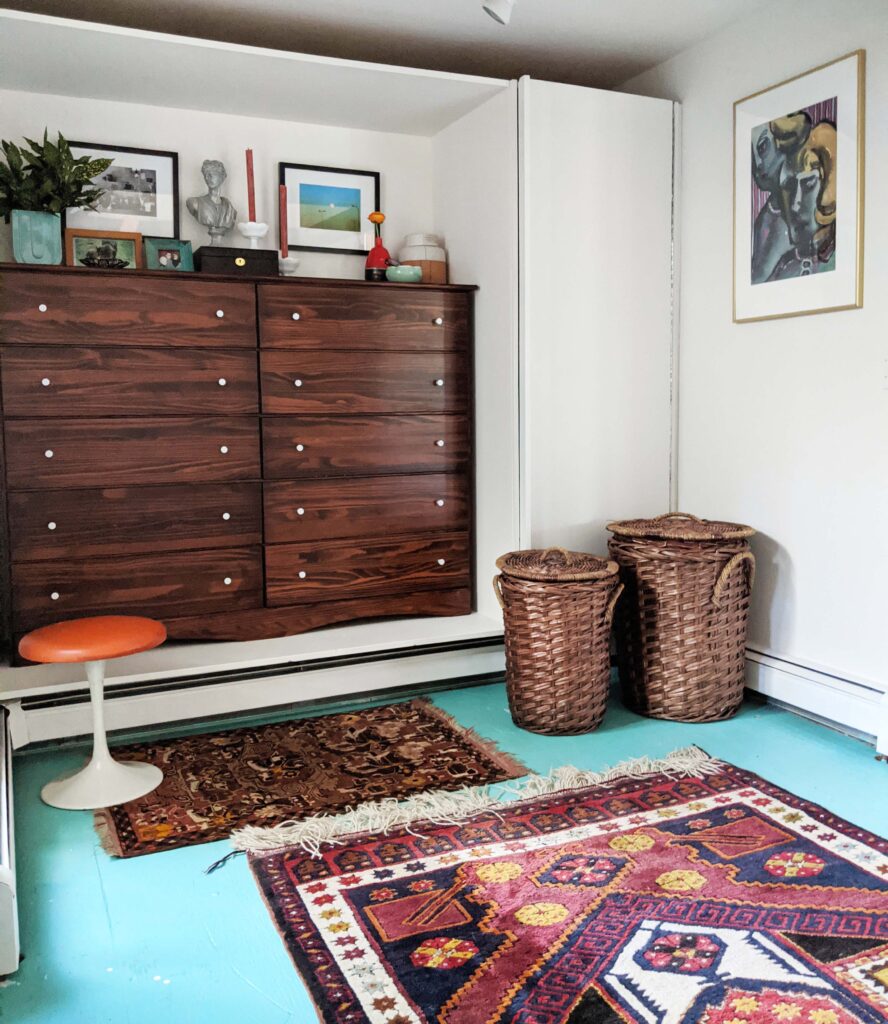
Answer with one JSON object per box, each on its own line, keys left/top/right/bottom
{"left": 745, "top": 648, "right": 886, "bottom": 754}
{"left": 9, "top": 644, "right": 505, "bottom": 747}
{"left": 669, "top": 101, "right": 683, "bottom": 511}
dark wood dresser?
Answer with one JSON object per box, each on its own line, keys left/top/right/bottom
{"left": 0, "top": 265, "right": 475, "bottom": 657}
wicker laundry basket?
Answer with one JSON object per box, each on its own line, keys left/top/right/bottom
{"left": 493, "top": 548, "right": 623, "bottom": 735}
{"left": 607, "top": 513, "right": 756, "bottom": 723}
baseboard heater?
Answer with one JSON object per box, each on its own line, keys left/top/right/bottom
{"left": 0, "top": 707, "right": 19, "bottom": 976}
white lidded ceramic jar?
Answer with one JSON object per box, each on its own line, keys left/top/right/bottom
{"left": 398, "top": 233, "right": 448, "bottom": 284}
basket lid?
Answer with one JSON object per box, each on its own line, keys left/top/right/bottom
{"left": 607, "top": 512, "right": 755, "bottom": 541}
{"left": 496, "top": 547, "right": 618, "bottom": 582}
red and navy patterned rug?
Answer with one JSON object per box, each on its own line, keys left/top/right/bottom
{"left": 250, "top": 750, "right": 887, "bottom": 1024}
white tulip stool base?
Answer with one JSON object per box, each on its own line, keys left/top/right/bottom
{"left": 40, "top": 659, "right": 164, "bottom": 810}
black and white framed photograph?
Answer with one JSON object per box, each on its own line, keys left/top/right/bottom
{"left": 65, "top": 142, "right": 180, "bottom": 238}
{"left": 279, "top": 162, "right": 380, "bottom": 255}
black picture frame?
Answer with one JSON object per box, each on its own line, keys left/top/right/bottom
{"left": 279, "top": 162, "right": 381, "bottom": 256}
{"left": 65, "top": 142, "right": 180, "bottom": 239}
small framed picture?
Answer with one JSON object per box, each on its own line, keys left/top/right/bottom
{"left": 65, "top": 142, "right": 179, "bottom": 238}
{"left": 144, "top": 237, "right": 194, "bottom": 271}
{"left": 65, "top": 229, "right": 143, "bottom": 270}
{"left": 734, "top": 50, "right": 865, "bottom": 322}
{"left": 279, "top": 162, "right": 380, "bottom": 255}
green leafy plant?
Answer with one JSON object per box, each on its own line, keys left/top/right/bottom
{"left": 0, "top": 130, "right": 113, "bottom": 221}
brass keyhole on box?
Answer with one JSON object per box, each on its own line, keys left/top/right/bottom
{"left": 235, "top": 257, "right": 246, "bottom": 267}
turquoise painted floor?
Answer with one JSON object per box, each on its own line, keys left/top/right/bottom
{"left": 2, "top": 682, "right": 886, "bottom": 1023}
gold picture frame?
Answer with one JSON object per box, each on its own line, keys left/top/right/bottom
{"left": 733, "top": 50, "right": 865, "bottom": 323}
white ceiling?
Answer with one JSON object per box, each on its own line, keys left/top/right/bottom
{"left": 2, "top": 0, "right": 766, "bottom": 88}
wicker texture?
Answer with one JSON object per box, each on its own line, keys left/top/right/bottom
{"left": 607, "top": 514, "right": 756, "bottom": 724}
{"left": 494, "top": 548, "right": 622, "bottom": 736}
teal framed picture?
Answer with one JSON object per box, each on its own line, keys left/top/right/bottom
{"left": 144, "top": 236, "right": 194, "bottom": 271}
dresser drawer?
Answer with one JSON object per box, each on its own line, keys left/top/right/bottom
{"left": 8, "top": 483, "right": 261, "bottom": 560}
{"left": 260, "top": 350, "right": 467, "bottom": 414}
{"left": 264, "top": 474, "right": 469, "bottom": 543}
{"left": 0, "top": 271, "right": 256, "bottom": 347}
{"left": 5, "top": 417, "right": 260, "bottom": 489}
{"left": 265, "top": 533, "right": 470, "bottom": 607}
{"left": 1, "top": 346, "right": 259, "bottom": 417}
{"left": 262, "top": 415, "right": 470, "bottom": 478}
{"left": 12, "top": 546, "right": 263, "bottom": 632}
{"left": 259, "top": 284, "right": 471, "bottom": 351}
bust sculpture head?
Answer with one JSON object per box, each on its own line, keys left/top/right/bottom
{"left": 186, "top": 159, "right": 238, "bottom": 245}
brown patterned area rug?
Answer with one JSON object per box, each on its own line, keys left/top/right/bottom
{"left": 95, "top": 699, "right": 527, "bottom": 858}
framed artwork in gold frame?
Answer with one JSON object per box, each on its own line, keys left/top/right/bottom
{"left": 733, "top": 50, "right": 865, "bottom": 323}
{"left": 64, "top": 228, "right": 143, "bottom": 270}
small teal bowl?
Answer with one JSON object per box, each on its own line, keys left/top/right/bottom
{"left": 386, "top": 265, "right": 423, "bottom": 283}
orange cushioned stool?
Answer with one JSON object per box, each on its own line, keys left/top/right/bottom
{"left": 19, "top": 616, "right": 167, "bottom": 810}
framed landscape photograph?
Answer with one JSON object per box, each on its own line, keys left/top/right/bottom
{"left": 144, "top": 236, "right": 194, "bottom": 271}
{"left": 733, "top": 50, "right": 865, "bottom": 323}
{"left": 279, "top": 162, "right": 380, "bottom": 255}
{"left": 65, "top": 228, "right": 143, "bottom": 270}
{"left": 65, "top": 142, "right": 179, "bottom": 238}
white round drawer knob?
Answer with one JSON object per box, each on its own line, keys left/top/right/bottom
{"left": 222, "top": 512, "right": 231, "bottom": 521}
{"left": 44, "top": 449, "right": 54, "bottom": 459}
{"left": 218, "top": 378, "right": 227, "bottom": 387}
{"left": 291, "top": 312, "right": 301, "bottom": 321}
{"left": 293, "top": 379, "right": 303, "bottom": 387}
{"left": 223, "top": 577, "right": 233, "bottom": 586}
{"left": 298, "top": 570, "right": 307, "bottom": 579}
{"left": 38, "top": 303, "right": 48, "bottom": 313}
{"left": 215, "top": 309, "right": 225, "bottom": 318}
{"left": 435, "top": 379, "right": 444, "bottom": 387}
{"left": 433, "top": 317, "right": 444, "bottom": 326}
{"left": 296, "top": 507, "right": 305, "bottom": 516}
{"left": 437, "top": 558, "right": 446, "bottom": 566}
{"left": 435, "top": 499, "right": 445, "bottom": 507}
{"left": 435, "top": 439, "right": 445, "bottom": 447}
{"left": 295, "top": 443, "right": 305, "bottom": 452}
{"left": 219, "top": 445, "right": 229, "bottom": 454}
{"left": 50, "top": 591, "right": 60, "bottom": 600}
{"left": 47, "top": 521, "right": 57, "bottom": 530}
{"left": 41, "top": 377, "right": 51, "bottom": 387}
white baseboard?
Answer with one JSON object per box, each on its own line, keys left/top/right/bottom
{"left": 746, "top": 647, "right": 887, "bottom": 755}
{"left": 7, "top": 642, "right": 505, "bottom": 748}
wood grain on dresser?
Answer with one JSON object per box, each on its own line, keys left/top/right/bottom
{"left": 261, "top": 414, "right": 470, "bottom": 478}
{"left": 8, "top": 483, "right": 262, "bottom": 560}
{"left": 260, "top": 350, "right": 468, "bottom": 415}
{"left": 259, "top": 283, "right": 470, "bottom": 350}
{"left": 4, "top": 417, "right": 261, "bottom": 489}
{"left": 1, "top": 346, "right": 259, "bottom": 417}
{"left": 264, "top": 474, "right": 469, "bottom": 543}
{"left": 0, "top": 271, "right": 256, "bottom": 347}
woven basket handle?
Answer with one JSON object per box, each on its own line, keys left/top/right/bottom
{"left": 541, "top": 546, "right": 571, "bottom": 559}
{"left": 652, "top": 512, "right": 703, "bottom": 523}
{"left": 712, "top": 551, "right": 756, "bottom": 607}
{"left": 492, "top": 574, "right": 506, "bottom": 610}
{"left": 604, "top": 583, "right": 624, "bottom": 627}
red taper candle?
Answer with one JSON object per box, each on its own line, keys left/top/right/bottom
{"left": 246, "top": 148, "right": 256, "bottom": 222}
{"left": 279, "top": 184, "right": 288, "bottom": 258}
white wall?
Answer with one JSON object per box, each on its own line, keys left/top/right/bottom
{"left": 433, "top": 85, "right": 521, "bottom": 615}
{"left": 622, "top": 0, "right": 888, "bottom": 694}
{"left": 519, "top": 78, "right": 676, "bottom": 554}
{"left": 0, "top": 88, "right": 434, "bottom": 277}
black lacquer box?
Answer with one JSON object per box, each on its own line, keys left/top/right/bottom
{"left": 193, "top": 246, "right": 279, "bottom": 276}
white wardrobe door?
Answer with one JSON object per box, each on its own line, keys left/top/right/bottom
{"left": 519, "top": 78, "right": 676, "bottom": 553}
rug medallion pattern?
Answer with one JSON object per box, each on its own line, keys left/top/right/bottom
{"left": 97, "top": 699, "right": 526, "bottom": 857}
{"left": 251, "top": 757, "right": 888, "bottom": 1024}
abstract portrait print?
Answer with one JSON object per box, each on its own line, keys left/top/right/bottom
{"left": 751, "top": 97, "right": 837, "bottom": 284}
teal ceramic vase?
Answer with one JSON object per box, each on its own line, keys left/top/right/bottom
{"left": 11, "top": 210, "right": 63, "bottom": 265}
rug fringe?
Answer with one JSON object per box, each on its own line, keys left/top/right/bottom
{"left": 231, "top": 745, "right": 721, "bottom": 858}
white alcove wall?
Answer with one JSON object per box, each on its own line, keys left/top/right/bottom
{"left": 0, "top": 11, "right": 521, "bottom": 735}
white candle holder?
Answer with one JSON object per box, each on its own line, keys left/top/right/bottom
{"left": 237, "top": 221, "right": 269, "bottom": 249}
{"left": 279, "top": 255, "right": 301, "bottom": 276}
